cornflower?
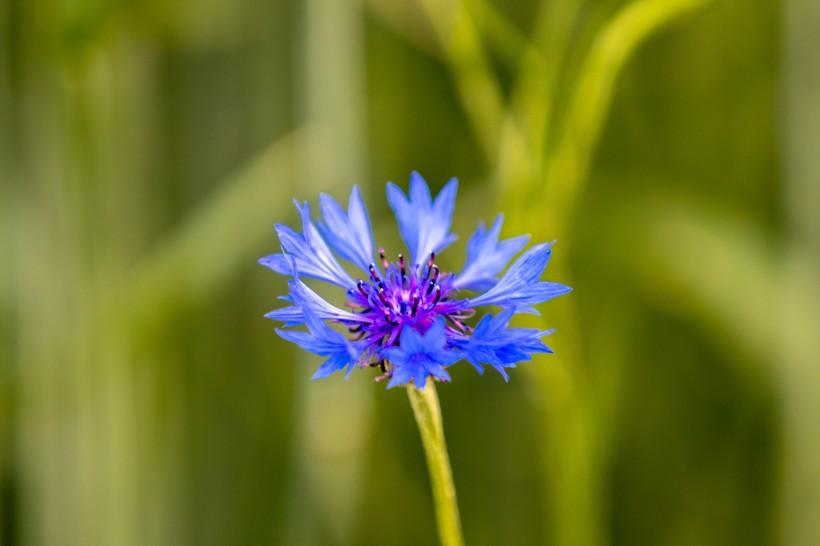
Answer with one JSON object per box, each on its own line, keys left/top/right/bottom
{"left": 260, "top": 172, "right": 571, "bottom": 388}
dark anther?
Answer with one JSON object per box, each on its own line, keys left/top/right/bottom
{"left": 426, "top": 278, "right": 437, "bottom": 295}
{"left": 369, "top": 264, "right": 380, "bottom": 282}
{"left": 348, "top": 324, "right": 362, "bottom": 333}
{"left": 431, "top": 265, "right": 440, "bottom": 283}
{"left": 398, "top": 254, "right": 407, "bottom": 286}
{"left": 411, "top": 294, "right": 420, "bottom": 316}
{"left": 432, "top": 284, "right": 442, "bottom": 305}
{"left": 357, "top": 280, "right": 368, "bottom": 297}
{"left": 428, "top": 251, "right": 436, "bottom": 268}
{"left": 379, "top": 247, "right": 389, "bottom": 269}
{"left": 384, "top": 311, "right": 398, "bottom": 326}
{"left": 379, "top": 359, "right": 387, "bottom": 373}
{"left": 378, "top": 287, "right": 391, "bottom": 307}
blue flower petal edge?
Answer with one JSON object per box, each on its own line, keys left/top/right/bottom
{"left": 260, "top": 172, "right": 572, "bottom": 388}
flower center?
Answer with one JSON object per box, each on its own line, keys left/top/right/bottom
{"left": 345, "top": 247, "right": 476, "bottom": 354}
{"left": 353, "top": 248, "right": 444, "bottom": 328}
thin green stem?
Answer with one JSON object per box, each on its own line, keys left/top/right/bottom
{"left": 407, "top": 380, "right": 465, "bottom": 546}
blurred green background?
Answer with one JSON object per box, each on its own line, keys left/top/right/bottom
{"left": 2, "top": 0, "right": 819, "bottom": 544}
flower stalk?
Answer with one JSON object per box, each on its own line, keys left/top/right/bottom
{"left": 407, "top": 379, "right": 465, "bottom": 546}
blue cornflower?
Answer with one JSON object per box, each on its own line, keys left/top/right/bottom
{"left": 260, "top": 172, "right": 572, "bottom": 388}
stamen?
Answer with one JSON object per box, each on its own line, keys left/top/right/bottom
{"left": 353, "top": 244, "right": 456, "bottom": 342}
{"left": 384, "top": 310, "right": 398, "bottom": 326}
{"left": 398, "top": 254, "right": 408, "bottom": 286}
{"left": 445, "top": 315, "right": 473, "bottom": 335}
{"left": 459, "top": 309, "right": 476, "bottom": 319}
{"left": 431, "top": 284, "right": 442, "bottom": 305}
{"left": 447, "top": 315, "right": 468, "bottom": 333}
{"left": 378, "top": 287, "right": 391, "bottom": 308}
{"left": 379, "top": 359, "right": 387, "bottom": 373}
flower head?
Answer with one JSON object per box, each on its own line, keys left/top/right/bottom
{"left": 260, "top": 172, "right": 571, "bottom": 388}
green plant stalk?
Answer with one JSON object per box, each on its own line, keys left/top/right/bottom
{"left": 537, "top": 0, "right": 714, "bottom": 238}
{"left": 407, "top": 380, "right": 465, "bottom": 546}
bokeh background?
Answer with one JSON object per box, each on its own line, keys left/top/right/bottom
{"left": 2, "top": 0, "right": 819, "bottom": 544}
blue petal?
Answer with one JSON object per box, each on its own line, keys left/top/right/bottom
{"left": 316, "top": 185, "right": 375, "bottom": 273}
{"left": 265, "top": 277, "right": 368, "bottom": 325}
{"left": 453, "top": 214, "right": 530, "bottom": 291}
{"left": 467, "top": 242, "right": 572, "bottom": 312}
{"left": 455, "top": 310, "right": 554, "bottom": 379}
{"left": 384, "top": 320, "right": 457, "bottom": 389}
{"left": 264, "top": 307, "right": 302, "bottom": 327}
{"left": 275, "top": 306, "right": 364, "bottom": 379}
{"left": 258, "top": 201, "right": 354, "bottom": 288}
{"left": 386, "top": 172, "right": 458, "bottom": 266}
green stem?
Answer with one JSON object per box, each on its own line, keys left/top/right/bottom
{"left": 407, "top": 380, "right": 465, "bottom": 546}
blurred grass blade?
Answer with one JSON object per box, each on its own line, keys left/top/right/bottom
{"left": 417, "top": 0, "right": 508, "bottom": 163}
{"left": 635, "top": 201, "right": 775, "bottom": 363}
{"left": 505, "top": 2, "right": 713, "bottom": 545}
{"left": 529, "top": 0, "right": 712, "bottom": 236}
{"left": 129, "top": 129, "right": 307, "bottom": 325}
{"left": 783, "top": 0, "right": 820, "bottom": 540}
{"left": 283, "top": 0, "right": 372, "bottom": 544}
{"left": 778, "top": 245, "right": 820, "bottom": 546}
{"left": 632, "top": 196, "right": 820, "bottom": 546}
